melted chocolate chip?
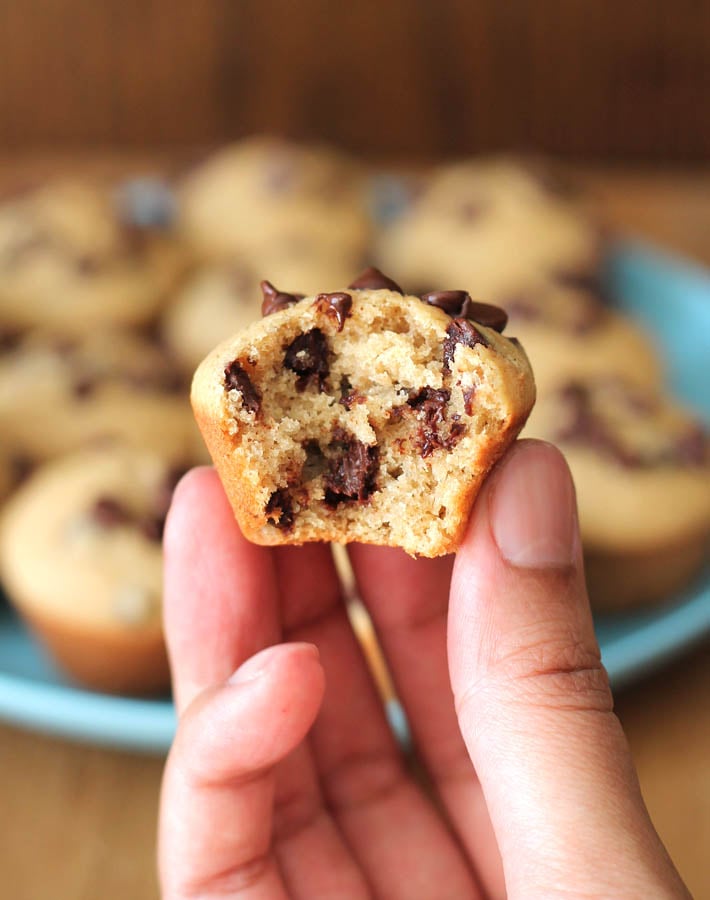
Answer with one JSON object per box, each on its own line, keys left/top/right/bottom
{"left": 442, "top": 319, "right": 488, "bottom": 371}
{"left": 339, "top": 375, "right": 364, "bottom": 411}
{"left": 314, "top": 292, "right": 352, "bottom": 331}
{"left": 347, "top": 267, "right": 404, "bottom": 294}
{"left": 324, "top": 429, "right": 379, "bottom": 506}
{"left": 139, "top": 516, "right": 165, "bottom": 542}
{"left": 265, "top": 489, "right": 295, "bottom": 529}
{"left": 72, "top": 376, "right": 97, "bottom": 400}
{"left": 460, "top": 299, "right": 508, "bottom": 332}
{"left": 462, "top": 387, "right": 476, "bottom": 415}
{"left": 0, "top": 329, "right": 22, "bottom": 353}
{"left": 407, "top": 387, "right": 464, "bottom": 457}
{"left": 421, "top": 290, "right": 469, "bottom": 316}
{"left": 458, "top": 200, "right": 486, "bottom": 222}
{"left": 284, "top": 329, "right": 329, "bottom": 392}
{"left": 556, "top": 384, "right": 646, "bottom": 468}
{"left": 261, "top": 280, "right": 304, "bottom": 316}
{"left": 674, "top": 426, "right": 708, "bottom": 466}
{"left": 75, "top": 254, "right": 105, "bottom": 275}
{"left": 92, "top": 496, "right": 130, "bottom": 527}
{"left": 224, "top": 360, "right": 261, "bottom": 414}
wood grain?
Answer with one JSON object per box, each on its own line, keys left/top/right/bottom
{"left": 0, "top": 1, "right": 709, "bottom": 159}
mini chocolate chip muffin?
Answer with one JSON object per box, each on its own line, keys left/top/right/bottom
{"left": 526, "top": 378, "right": 710, "bottom": 609}
{"left": 192, "top": 268, "right": 535, "bottom": 557}
{"left": 376, "top": 157, "right": 601, "bottom": 298}
{"left": 178, "top": 136, "right": 370, "bottom": 267}
{"left": 0, "top": 177, "right": 186, "bottom": 336}
{"left": 499, "top": 278, "right": 663, "bottom": 392}
{"left": 162, "top": 254, "right": 356, "bottom": 375}
{"left": 0, "top": 447, "right": 186, "bottom": 694}
{"left": 0, "top": 329, "right": 196, "bottom": 462}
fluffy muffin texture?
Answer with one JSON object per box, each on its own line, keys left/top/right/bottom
{"left": 192, "top": 270, "right": 535, "bottom": 557}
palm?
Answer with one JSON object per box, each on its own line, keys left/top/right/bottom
{"left": 159, "top": 468, "right": 500, "bottom": 899}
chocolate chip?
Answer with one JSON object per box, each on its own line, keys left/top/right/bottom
{"left": 442, "top": 319, "right": 488, "bottom": 371}
{"left": 284, "top": 329, "right": 329, "bottom": 392}
{"left": 462, "top": 387, "right": 476, "bottom": 415}
{"left": 556, "top": 383, "right": 640, "bottom": 468}
{"left": 72, "top": 376, "right": 97, "bottom": 399}
{"left": 339, "top": 374, "right": 363, "bottom": 410}
{"left": 301, "top": 440, "right": 327, "bottom": 481}
{"left": 324, "top": 428, "right": 379, "bottom": 505}
{"left": 421, "top": 290, "right": 469, "bottom": 316}
{"left": 0, "top": 329, "right": 22, "bottom": 353}
{"left": 505, "top": 296, "right": 541, "bottom": 323}
{"left": 224, "top": 360, "right": 261, "bottom": 414}
{"left": 407, "top": 387, "right": 464, "bottom": 457}
{"left": 75, "top": 254, "right": 105, "bottom": 275}
{"left": 92, "top": 496, "right": 130, "bottom": 527}
{"left": 458, "top": 200, "right": 486, "bottom": 222}
{"left": 348, "top": 266, "right": 404, "bottom": 294}
{"left": 261, "top": 280, "right": 304, "bottom": 316}
{"left": 139, "top": 515, "right": 165, "bottom": 542}
{"left": 265, "top": 488, "right": 295, "bottom": 529}
{"left": 460, "top": 299, "right": 508, "bottom": 332}
{"left": 674, "top": 426, "right": 708, "bottom": 466}
{"left": 314, "top": 292, "right": 352, "bottom": 331}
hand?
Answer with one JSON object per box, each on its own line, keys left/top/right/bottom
{"left": 158, "top": 439, "right": 689, "bottom": 899}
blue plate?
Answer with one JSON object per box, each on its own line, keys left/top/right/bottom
{"left": 0, "top": 240, "right": 708, "bottom": 754}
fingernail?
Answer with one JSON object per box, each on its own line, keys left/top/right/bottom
{"left": 490, "top": 442, "right": 577, "bottom": 568}
{"left": 228, "top": 642, "right": 320, "bottom": 685}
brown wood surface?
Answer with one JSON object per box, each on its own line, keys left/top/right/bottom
{"left": 0, "top": 161, "right": 708, "bottom": 899}
{"left": 1, "top": 1, "right": 710, "bottom": 160}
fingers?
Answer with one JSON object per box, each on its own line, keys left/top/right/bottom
{"left": 347, "top": 544, "right": 504, "bottom": 898}
{"left": 164, "top": 470, "right": 369, "bottom": 898}
{"left": 159, "top": 643, "right": 325, "bottom": 900}
{"left": 450, "top": 440, "right": 690, "bottom": 899}
{"left": 274, "top": 544, "right": 482, "bottom": 900}
{"left": 163, "top": 468, "right": 280, "bottom": 712}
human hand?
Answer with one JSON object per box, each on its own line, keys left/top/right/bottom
{"left": 158, "top": 439, "right": 689, "bottom": 898}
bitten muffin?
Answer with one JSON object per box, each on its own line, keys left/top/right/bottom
{"left": 526, "top": 378, "right": 710, "bottom": 609}
{"left": 179, "top": 136, "right": 370, "bottom": 266}
{"left": 0, "top": 448, "right": 184, "bottom": 694}
{"left": 0, "top": 177, "right": 186, "bottom": 335}
{"left": 500, "top": 278, "right": 663, "bottom": 392}
{"left": 0, "top": 330, "right": 196, "bottom": 462}
{"left": 192, "top": 268, "right": 535, "bottom": 557}
{"left": 376, "top": 158, "right": 601, "bottom": 297}
{"left": 162, "top": 254, "right": 355, "bottom": 374}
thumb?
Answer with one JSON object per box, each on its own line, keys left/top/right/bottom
{"left": 449, "top": 440, "right": 689, "bottom": 899}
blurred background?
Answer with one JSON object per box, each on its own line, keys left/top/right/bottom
{"left": 0, "top": 3, "right": 708, "bottom": 898}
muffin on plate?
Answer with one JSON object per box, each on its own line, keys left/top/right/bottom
{"left": 179, "top": 136, "right": 370, "bottom": 267}
{"left": 376, "top": 157, "right": 602, "bottom": 297}
{"left": 0, "top": 177, "right": 186, "bottom": 335}
{"left": 0, "top": 447, "right": 184, "bottom": 694}
{"left": 526, "top": 377, "right": 710, "bottom": 609}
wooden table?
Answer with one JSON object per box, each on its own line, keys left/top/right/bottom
{"left": 0, "top": 165, "right": 708, "bottom": 899}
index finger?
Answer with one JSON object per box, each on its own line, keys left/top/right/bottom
{"left": 162, "top": 467, "right": 281, "bottom": 712}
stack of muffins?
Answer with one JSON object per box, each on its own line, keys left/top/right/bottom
{"left": 0, "top": 138, "right": 707, "bottom": 696}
